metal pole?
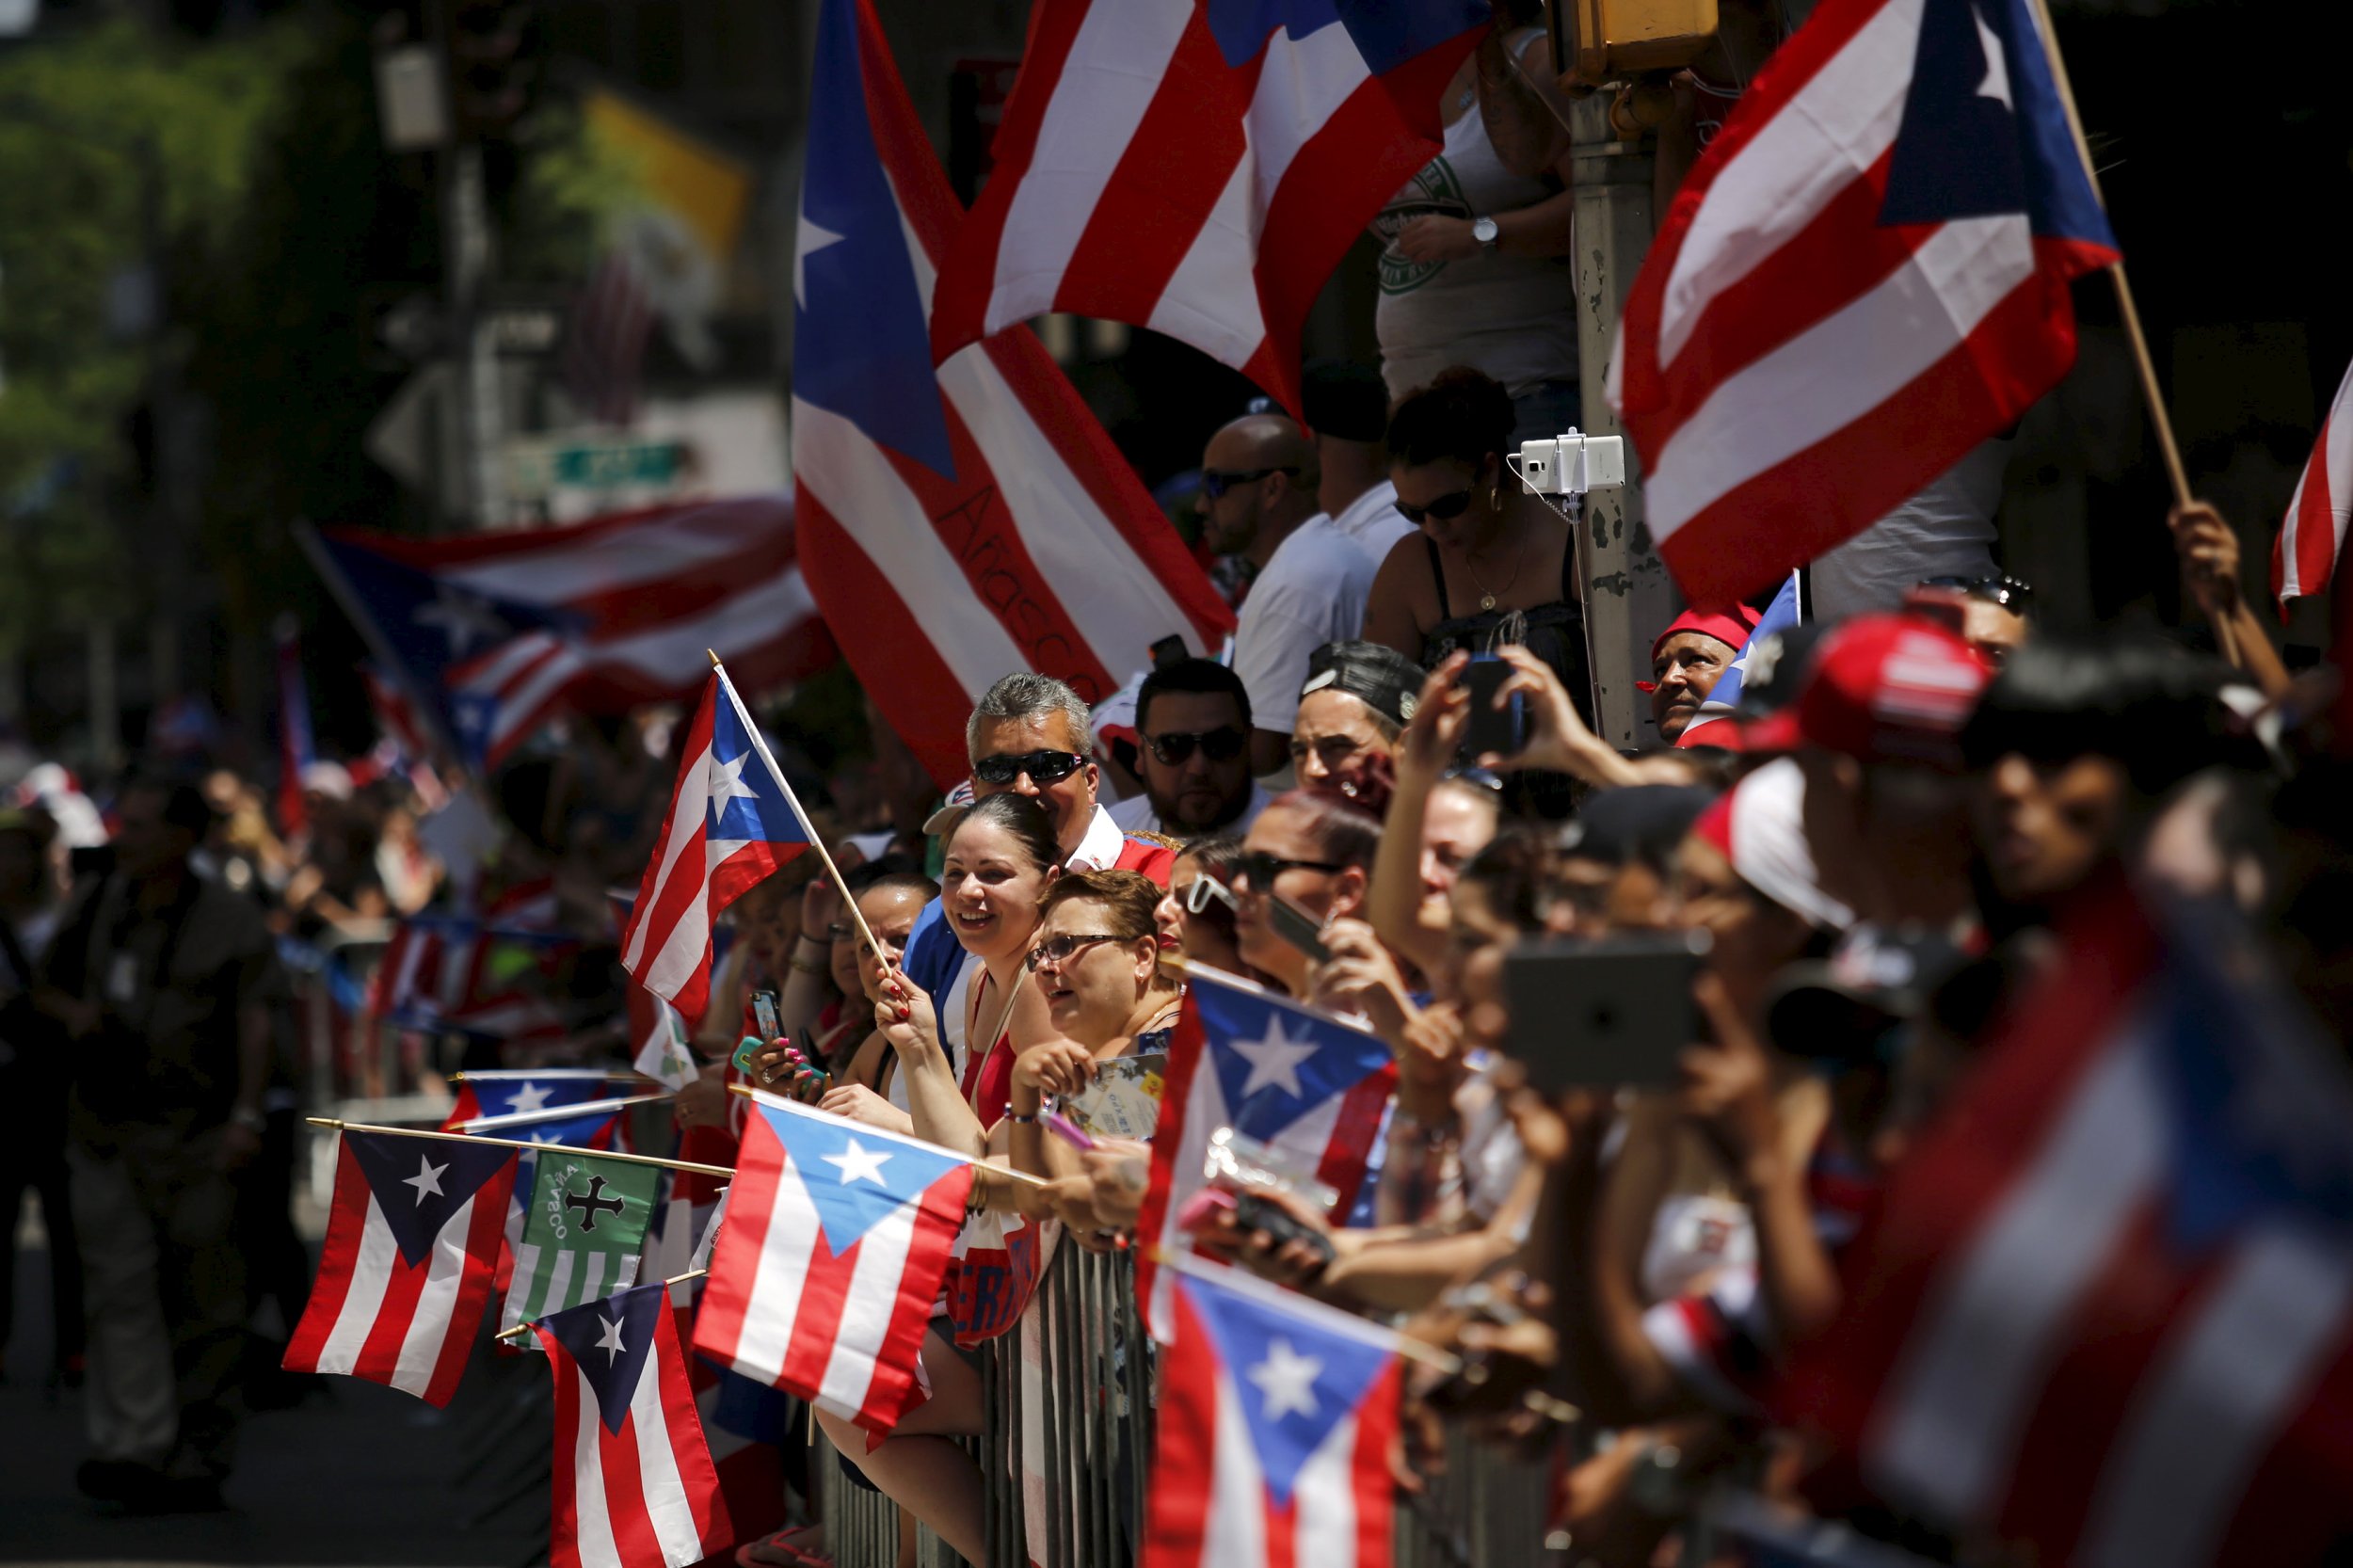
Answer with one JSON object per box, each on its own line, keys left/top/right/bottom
{"left": 1568, "top": 94, "right": 1679, "bottom": 750}
{"left": 440, "top": 139, "right": 507, "bottom": 529}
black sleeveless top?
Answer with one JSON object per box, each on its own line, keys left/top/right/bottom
{"left": 1417, "top": 534, "right": 1594, "bottom": 730}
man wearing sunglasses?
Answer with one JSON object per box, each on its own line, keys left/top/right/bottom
{"left": 1107, "top": 659, "right": 1271, "bottom": 839}
{"left": 905, "top": 674, "right": 1180, "bottom": 1064}
{"left": 1202, "top": 413, "right": 1388, "bottom": 776}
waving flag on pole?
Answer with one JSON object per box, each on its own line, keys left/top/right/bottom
{"left": 788, "top": 0, "right": 1234, "bottom": 788}
{"left": 1137, "top": 968, "right": 1397, "bottom": 1342}
{"left": 536, "top": 1281, "right": 734, "bottom": 1568}
{"left": 929, "top": 0, "right": 1489, "bottom": 415}
{"left": 617, "top": 666, "right": 812, "bottom": 1024}
{"left": 282, "top": 1130, "right": 518, "bottom": 1406}
{"left": 2275, "top": 355, "right": 2353, "bottom": 606}
{"left": 1676, "top": 571, "right": 1803, "bottom": 748}
{"left": 503, "top": 1150, "right": 662, "bottom": 1335}
{"left": 694, "top": 1092, "right": 974, "bottom": 1432}
{"left": 1781, "top": 883, "right": 2353, "bottom": 1566}
{"left": 1610, "top": 0, "right": 2121, "bottom": 603}
{"left": 1144, "top": 1256, "right": 1403, "bottom": 1568}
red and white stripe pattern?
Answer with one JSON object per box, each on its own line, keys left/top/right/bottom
{"left": 328, "top": 494, "right": 833, "bottom": 744}
{"left": 537, "top": 1283, "right": 733, "bottom": 1568}
{"left": 2275, "top": 355, "right": 2353, "bottom": 604}
{"left": 1609, "top": 0, "right": 2121, "bottom": 603}
{"left": 789, "top": 0, "right": 1233, "bottom": 787}
{"left": 566, "top": 248, "right": 656, "bottom": 428}
{"left": 929, "top": 0, "right": 1483, "bottom": 413}
{"left": 282, "top": 1131, "right": 518, "bottom": 1407}
{"left": 1781, "top": 886, "right": 2353, "bottom": 1566}
{"left": 1144, "top": 1260, "right": 1401, "bottom": 1568}
{"left": 693, "top": 1093, "right": 973, "bottom": 1432}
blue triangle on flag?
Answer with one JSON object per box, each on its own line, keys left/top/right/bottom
{"left": 1180, "top": 1270, "right": 1394, "bottom": 1508}
{"left": 759, "top": 1102, "right": 967, "bottom": 1255}
{"left": 346, "top": 1131, "right": 516, "bottom": 1270}
{"left": 1879, "top": 0, "right": 2116, "bottom": 248}
{"left": 544, "top": 1280, "right": 669, "bottom": 1434}
{"left": 791, "top": 0, "right": 956, "bottom": 480}
{"left": 705, "top": 686, "right": 813, "bottom": 849}
{"left": 1193, "top": 976, "right": 1391, "bottom": 1139}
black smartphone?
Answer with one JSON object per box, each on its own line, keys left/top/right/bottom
{"left": 1502, "top": 932, "right": 1712, "bottom": 1092}
{"left": 1231, "top": 1191, "right": 1338, "bottom": 1269}
{"left": 1461, "top": 653, "right": 1526, "bottom": 760}
{"left": 1264, "top": 890, "right": 1333, "bottom": 963}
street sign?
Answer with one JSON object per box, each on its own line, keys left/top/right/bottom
{"left": 505, "top": 437, "right": 686, "bottom": 500}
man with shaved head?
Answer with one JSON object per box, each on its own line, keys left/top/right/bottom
{"left": 1203, "top": 412, "right": 1387, "bottom": 776}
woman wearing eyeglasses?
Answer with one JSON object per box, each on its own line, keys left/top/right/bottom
{"left": 1359, "top": 368, "right": 1593, "bottom": 735}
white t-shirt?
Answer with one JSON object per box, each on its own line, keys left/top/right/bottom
{"left": 1810, "top": 437, "right": 2011, "bottom": 622}
{"left": 1326, "top": 478, "right": 1415, "bottom": 561}
{"left": 1108, "top": 781, "right": 1272, "bottom": 840}
{"left": 1232, "top": 517, "right": 1385, "bottom": 736}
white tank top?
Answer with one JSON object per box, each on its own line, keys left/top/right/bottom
{"left": 1371, "top": 45, "right": 1581, "bottom": 401}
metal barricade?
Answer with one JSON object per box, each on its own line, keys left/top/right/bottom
{"left": 816, "top": 1239, "right": 1561, "bottom": 1567}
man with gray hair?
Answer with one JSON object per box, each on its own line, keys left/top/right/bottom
{"left": 903, "top": 673, "right": 1178, "bottom": 1062}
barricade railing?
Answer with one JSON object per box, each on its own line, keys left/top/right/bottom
{"left": 807, "top": 1234, "right": 1564, "bottom": 1568}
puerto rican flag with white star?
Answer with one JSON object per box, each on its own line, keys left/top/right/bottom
{"left": 1144, "top": 1256, "right": 1402, "bottom": 1568}
{"left": 283, "top": 1129, "right": 520, "bottom": 1406}
{"left": 618, "top": 666, "right": 813, "bottom": 1025}
{"left": 536, "top": 1281, "right": 733, "bottom": 1568}
{"left": 1137, "top": 968, "right": 1397, "bottom": 1343}
{"left": 693, "top": 1091, "right": 975, "bottom": 1432}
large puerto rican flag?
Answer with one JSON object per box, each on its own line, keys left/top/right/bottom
{"left": 787, "top": 0, "right": 1234, "bottom": 789}
{"left": 1144, "top": 1256, "right": 1402, "bottom": 1568}
{"left": 617, "top": 667, "right": 813, "bottom": 1025}
{"left": 305, "top": 495, "right": 831, "bottom": 771}
{"left": 1136, "top": 967, "right": 1396, "bottom": 1342}
{"left": 282, "top": 1130, "right": 519, "bottom": 1406}
{"left": 2275, "top": 354, "right": 2353, "bottom": 606}
{"left": 1609, "top": 0, "right": 2121, "bottom": 603}
{"left": 1780, "top": 880, "right": 2353, "bottom": 1566}
{"left": 929, "top": 0, "right": 1488, "bottom": 415}
{"left": 693, "top": 1091, "right": 974, "bottom": 1432}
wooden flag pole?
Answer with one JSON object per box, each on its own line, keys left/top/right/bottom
{"left": 723, "top": 1083, "right": 1052, "bottom": 1191}
{"left": 305, "top": 1117, "right": 736, "bottom": 1177}
{"left": 2020, "top": 0, "right": 2245, "bottom": 665}
{"left": 705, "top": 651, "right": 889, "bottom": 973}
{"left": 2019, "top": 0, "right": 2189, "bottom": 510}
{"left": 494, "top": 1268, "right": 710, "bottom": 1340}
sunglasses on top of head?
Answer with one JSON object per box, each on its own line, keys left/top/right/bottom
{"left": 972, "top": 748, "right": 1085, "bottom": 787}
{"left": 1200, "top": 466, "right": 1299, "bottom": 501}
{"left": 1145, "top": 727, "right": 1248, "bottom": 766}
{"left": 1917, "top": 573, "right": 2036, "bottom": 611}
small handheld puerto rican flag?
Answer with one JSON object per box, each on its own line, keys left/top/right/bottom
{"left": 693, "top": 1091, "right": 974, "bottom": 1432}
{"left": 1136, "top": 968, "right": 1397, "bottom": 1343}
{"left": 535, "top": 1281, "right": 733, "bottom": 1568}
{"left": 282, "top": 1131, "right": 518, "bottom": 1406}
{"left": 618, "top": 665, "right": 813, "bottom": 1025}
{"left": 1144, "top": 1256, "right": 1403, "bottom": 1568}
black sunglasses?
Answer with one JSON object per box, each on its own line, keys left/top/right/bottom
{"left": 972, "top": 748, "right": 1085, "bottom": 787}
{"left": 1145, "top": 727, "right": 1248, "bottom": 766}
{"left": 1918, "top": 573, "right": 2035, "bottom": 611}
{"left": 1394, "top": 488, "right": 1478, "bottom": 526}
{"left": 1233, "top": 850, "right": 1347, "bottom": 889}
{"left": 1200, "top": 466, "right": 1298, "bottom": 501}
{"left": 1022, "top": 933, "right": 1127, "bottom": 972}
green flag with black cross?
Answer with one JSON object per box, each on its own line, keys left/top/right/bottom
{"left": 500, "top": 1151, "right": 660, "bottom": 1336}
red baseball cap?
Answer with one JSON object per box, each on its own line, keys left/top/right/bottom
{"left": 1733, "top": 614, "right": 1990, "bottom": 766}
{"left": 1649, "top": 604, "right": 1766, "bottom": 665}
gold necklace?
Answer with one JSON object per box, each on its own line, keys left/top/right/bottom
{"left": 1462, "top": 531, "right": 1523, "bottom": 613}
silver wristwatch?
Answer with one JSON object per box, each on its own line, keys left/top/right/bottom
{"left": 1472, "top": 215, "right": 1500, "bottom": 254}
